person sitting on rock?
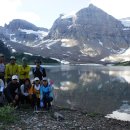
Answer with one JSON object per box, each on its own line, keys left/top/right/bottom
{"left": 20, "top": 78, "right": 32, "bottom": 105}
{"left": 40, "top": 77, "right": 53, "bottom": 110}
{"left": 3, "top": 75, "right": 20, "bottom": 109}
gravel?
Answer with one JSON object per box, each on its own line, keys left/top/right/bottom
{"left": 1, "top": 106, "right": 130, "bottom": 130}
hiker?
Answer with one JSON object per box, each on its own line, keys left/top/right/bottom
{"left": 40, "top": 77, "right": 53, "bottom": 110}
{"left": 19, "top": 57, "right": 30, "bottom": 85}
{"left": 0, "top": 79, "right": 5, "bottom": 106}
{"left": 3, "top": 75, "right": 20, "bottom": 108}
{"left": 20, "top": 78, "right": 32, "bottom": 104}
{"left": 0, "top": 53, "right": 5, "bottom": 84}
{"left": 32, "top": 59, "right": 46, "bottom": 81}
{"left": 5, "top": 56, "right": 19, "bottom": 84}
{"left": 29, "top": 77, "right": 41, "bottom": 110}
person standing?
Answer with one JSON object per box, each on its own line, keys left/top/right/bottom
{"left": 32, "top": 59, "right": 46, "bottom": 81}
{"left": 0, "top": 53, "right": 5, "bottom": 83}
{"left": 19, "top": 57, "right": 30, "bottom": 85}
{"left": 5, "top": 56, "right": 19, "bottom": 84}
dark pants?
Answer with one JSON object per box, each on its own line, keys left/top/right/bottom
{"left": 43, "top": 96, "right": 53, "bottom": 109}
{"left": 0, "top": 92, "right": 4, "bottom": 106}
{"left": 3, "top": 88, "right": 19, "bottom": 106}
{"left": 20, "top": 94, "right": 30, "bottom": 104}
{"left": 31, "top": 94, "right": 40, "bottom": 108}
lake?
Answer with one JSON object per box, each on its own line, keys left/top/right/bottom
{"left": 32, "top": 64, "right": 130, "bottom": 121}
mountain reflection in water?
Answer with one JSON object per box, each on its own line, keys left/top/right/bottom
{"left": 33, "top": 64, "right": 130, "bottom": 121}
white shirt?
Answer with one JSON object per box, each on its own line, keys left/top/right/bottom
{"left": 0, "top": 79, "right": 4, "bottom": 92}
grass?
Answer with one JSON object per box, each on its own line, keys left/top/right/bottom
{"left": 0, "top": 105, "right": 16, "bottom": 123}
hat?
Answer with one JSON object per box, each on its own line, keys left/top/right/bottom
{"left": 34, "top": 77, "right": 40, "bottom": 81}
{"left": 12, "top": 75, "right": 18, "bottom": 80}
{"left": 10, "top": 56, "right": 16, "bottom": 60}
{"left": 42, "top": 77, "right": 48, "bottom": 81}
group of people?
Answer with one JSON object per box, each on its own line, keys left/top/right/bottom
{"left": 0, "top": 54, "right": 53, "bottom": 110}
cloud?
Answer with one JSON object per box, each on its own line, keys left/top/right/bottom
{"left": 0, "top": 0, "right": 40, "bottom": 26}
{"left": 91, "top": 0, "right": 130, "bottom": 18}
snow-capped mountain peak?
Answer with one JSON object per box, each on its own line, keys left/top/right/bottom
{"left": 120, "top": 17, "right": 130, "bottom": 27}
{"left": 0, "top": 19, "right": 49, "bottom": 46}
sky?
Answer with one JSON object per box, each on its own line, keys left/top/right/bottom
{"left": 0, "top": 0, "right": 130, "bottom": 29}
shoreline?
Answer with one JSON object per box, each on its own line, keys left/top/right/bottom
{"left": 0, "top": 106, "right": 130, "bottom": 130}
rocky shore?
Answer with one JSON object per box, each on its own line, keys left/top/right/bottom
{"left": 0, "top": 106, "right": 130, "bottom": 130}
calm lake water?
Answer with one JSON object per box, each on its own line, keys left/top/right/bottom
{"left": 32, "top": 64, "right": 130, "bottom": 121}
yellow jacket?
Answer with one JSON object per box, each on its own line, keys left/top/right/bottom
{"left": 18, "top": 65, "right": 30, "bottom": 80}
{"left": 5, "top": 63, "right": 19, "bottom": 79}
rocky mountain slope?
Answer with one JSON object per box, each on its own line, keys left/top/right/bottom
{"left": 1, "top": 4, "right": 130, "bottom": 63}
{"left": 0, "top": 40, "right": 58, "bottom": 64}
{"left": 38, "top": 4, "right": 130, "bottom": 63}
{"left": 0, "top": 19, "right": 48, "bottom": 46}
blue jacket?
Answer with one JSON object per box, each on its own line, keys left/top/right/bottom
{"left": 40, "top": 84, "right": 53, "bottom": 100}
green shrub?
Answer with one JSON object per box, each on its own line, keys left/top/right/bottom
{"left": 0, "top": 105, "right": 16, "bottom": 123}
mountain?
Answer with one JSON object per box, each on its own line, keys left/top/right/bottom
{"left": 0, "top": 40, "right": 11, "bottom": 61}
{"left": 120, "top": 17, "right": 130, "bottom": 27}
{"left": 4, "top": 19, "right": 48, "bottom": 31}
{"left": 0, "top": 40, "right": 59, "bottom": 64}
{"left": 0, "top": 19, "right": 48, "bottom": 46}
{"left": 1, "top": 4, "right": 130, "bottom": 63}
{"left": 39, "top": 4, "right": 130, "bottom": 63}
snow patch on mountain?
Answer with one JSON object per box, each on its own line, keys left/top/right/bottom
{"left": 50, "top": 57, "right": 69, "bottom": 64}
{"left": 32, "top": 41, "right": 45, "bottom": 47}
{"left": 24, "top": 52, "right": 33, "bottom": 56}
{"left": 50, "top": 57, "right": 61, "bottom": 62}
{"left": 61, "top": 39, "right": 78, "bottom": 47}
{"left": 61, "top": 60, "right": 70, "bottom": 64}
{"left": 81, "top": 45, "right": 100, "bottom": 57}
{"left": 10, "top": 37, "right": 17, "bottom": 42}
{"left": 12, "top": 49, "right": 16, "bottom": 53}
{"left": 61, "top": 12, "right": 77, "bottom": 19}
{"left": 101, "top": 48, "right": 130, "bottom": 62}
{"left": 19, "top": 29, "right": 48, "bottom": 39}
{"left": 98, "top": 40, "right": 103, "bottom": 46}
{"left": 123, "top": 28, "right": 130, "bottom": 31}
{"left": 9, "top": 34, "right": 20, "bottom": 43}
{"left": 46, "top": 40, "right": 60, "bottom": 49}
